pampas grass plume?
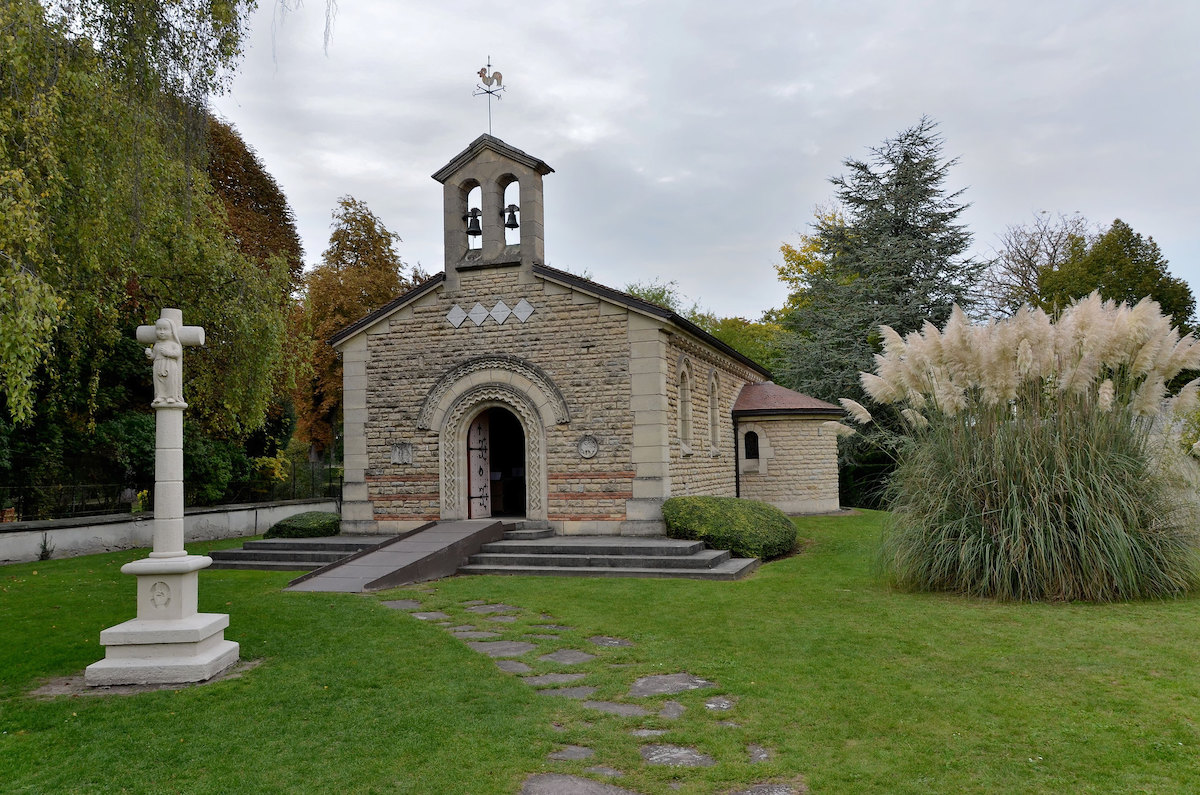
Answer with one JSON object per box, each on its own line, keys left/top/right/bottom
{"left": 820, "top": 421, "right": 856, "bottom": 438}
{"left": 839, "top": 398, "right": 873, "bottom": 425}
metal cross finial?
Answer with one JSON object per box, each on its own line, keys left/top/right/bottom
{"left": 474, "top": 56, "right": 506, "bottom": 135}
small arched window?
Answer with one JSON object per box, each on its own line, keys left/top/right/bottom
{"left": 708, "top": 374, "right": 720, "bottom": 451}
{"left": 744, "top": 431, "right": 759, "bottom": 460}
{"left": 679, "top": 366, "right": 693, "bottom": 454}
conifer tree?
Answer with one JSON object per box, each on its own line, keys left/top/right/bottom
{"left": 779, "top": 118, "right": 980, "bottom": 504}
{"left": 780, "top": 117, "right": 980, "bottom": 404}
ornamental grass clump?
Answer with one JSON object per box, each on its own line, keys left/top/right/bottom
{"left": 847, "top": 293, "right": 1200, "bottom": 601}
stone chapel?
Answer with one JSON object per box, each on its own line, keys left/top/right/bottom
{"left": 332, "top": 135, "right": 841, "bottom": 536}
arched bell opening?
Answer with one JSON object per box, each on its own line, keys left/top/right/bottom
{"left": 501, "top": 176, "right": 521, "bottom": 247}
{"left": 466, "top": 406, "right": 527, "bottom": 519}
{"left": 465, "top": 183, "right": 483, "bottom": 250}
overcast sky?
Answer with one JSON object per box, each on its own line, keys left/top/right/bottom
{"left": 211, "top": 0, "right": 1200, "bottom": 320}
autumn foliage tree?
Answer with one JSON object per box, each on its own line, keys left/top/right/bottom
{"left": 294, "top": 197, "right": 428, "bottom": 454}
{"left": 205, "top": 116, "right": 304, "bottom": 290}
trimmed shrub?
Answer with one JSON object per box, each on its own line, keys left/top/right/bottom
{"left": 265, "top": 511, "right": 340, "bottom": 539}
{"left": 661, "top": 496, "right": 797, "bottom": 560}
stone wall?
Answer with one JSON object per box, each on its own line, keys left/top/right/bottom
{"left": 664, "top": 335, "right": 760, "bottom": 498}
{"left": 350, "top": 265, "right": 642, "bottom": 534}
{"left": 0, "top": 499, "right": 336, "bottom": 565}
{"left": 738, "top": 416, "right": 840, "bottom": 514}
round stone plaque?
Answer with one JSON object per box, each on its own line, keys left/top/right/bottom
{"left": 577, "top": 434, "right": 599, "bottom": 459}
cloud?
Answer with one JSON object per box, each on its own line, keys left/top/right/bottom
{"left": 212, "top": 0, "right": 1200, "bottom": 318}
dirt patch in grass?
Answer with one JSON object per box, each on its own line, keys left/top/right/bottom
{"left": 28, "top": 658, "right": 263, "bottom": 699}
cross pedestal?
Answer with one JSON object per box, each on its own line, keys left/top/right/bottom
{"left": 85, "top": 308, "right": 239, "bottom": 686}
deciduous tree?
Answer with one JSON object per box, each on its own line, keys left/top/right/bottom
{"left": 1041, "top": 218, "right": 1194, "bottom": 332}
{"left": 294, "top": 197, "right": 428, "bottom": 454}
{"left": 978, "top": 212, "right": 1088, "bottom": 316}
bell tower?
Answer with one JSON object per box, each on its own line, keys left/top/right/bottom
{"left": 432, "top": 135, "right": 554, "bottom": 290}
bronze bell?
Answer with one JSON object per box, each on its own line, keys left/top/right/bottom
{"left": 504, "top": 204, "right": 520, "bottom": 229}
{"left": 464, "top": 208, "right": 482, "bottom": 237}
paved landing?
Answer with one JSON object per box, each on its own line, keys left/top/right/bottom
{"left": 285, "top": 520, "right": 503, "bottom": 593}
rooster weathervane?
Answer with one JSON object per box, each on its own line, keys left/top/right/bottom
{"left": 474, "top": 57, "right": 506, "bottom": 135}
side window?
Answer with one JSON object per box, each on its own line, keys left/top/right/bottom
{"left": 744, "top": 431, "right": 759, "bottom": 460}
{"left": 679, "top": 366, "right": 693, "bottom": 455}
{"left": 708, "top": 374, "right": 720, "bottom": 451}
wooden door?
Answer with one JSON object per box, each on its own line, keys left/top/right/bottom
{"left": 467, "top": 413, "right": 491, "bottom": 518}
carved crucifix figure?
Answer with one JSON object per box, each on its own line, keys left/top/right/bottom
{"left": 136, "top": 309, "right": 204, "bottom": 408}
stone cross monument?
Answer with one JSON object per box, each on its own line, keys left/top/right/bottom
{"left": 85, "top": 308, "right": 239, "bottom": 686}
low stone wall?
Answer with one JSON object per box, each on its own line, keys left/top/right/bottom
{"left": 0, "top": 499, "right": 337, "bottom": 565}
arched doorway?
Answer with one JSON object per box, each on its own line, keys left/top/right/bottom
{"left": 467, "top": 407, "right": 527, "bottom": 519}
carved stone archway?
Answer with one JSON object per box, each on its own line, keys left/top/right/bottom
{"left": 439, "top": 383, "right": 548, "bottom": 521}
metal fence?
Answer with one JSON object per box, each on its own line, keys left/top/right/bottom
{"left": 0, "top": 460, "right": 342, "bottom": 523}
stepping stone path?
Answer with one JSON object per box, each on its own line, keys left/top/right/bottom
{"left": 540, "top": 649, "right": 596, "bottom": 665}
{"left": 424, "top": 599, "right": 797, "bottom": 791}
{"left": 520, "top": 774, "right": 640, "bottom": 795}
{"left": 524, "top": 673, "right": 587, "bottom": 686}
{"left": 496, "top": 660, "right": 532, "bottom": 674}
{"left": 466, "top": 640, "right": 536, "bottom": 657}
{"left": 748, "top": 744, "right": 773, "bottom": 763}
{"left": 539, "top": 686, "right": 598, "bottom": 699}
{"left": 380, "top": 599, "right": 421, "bottom": 610}
{"left": 629, "top": 672, "right": 715, "bottom": 697}
{"left": 639, "top": 744, "right": 716, "bottom": 767}
{"left": 583, "top": 701, "right": 651, "bottom": 717}
{"left": 548, "top": 745, "right": 594, "bottom": 761}
{"left": 465, "top": 603, "right": 519, "bottom": 614}
{"left": 589, "top": 636, "right": 634, "bottom": 647}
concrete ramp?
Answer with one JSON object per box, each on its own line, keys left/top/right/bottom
{"left": 285, "top": 519, "right": 505, "bottom": 593}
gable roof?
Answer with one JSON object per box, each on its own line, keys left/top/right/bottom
{"left": 328, "top": 263, "right": 773, "bottom": 382}
{"left": 733, "top": 381, "right": 841, "bottom": 417}
{"left": 532, "top": 264, "right": 771, "bottom": 379}
{"left": 431, "top": 134, "right": 554, "bottom": 184}
{"left": 328, "top": 272, "right": 446, "bottom": 347}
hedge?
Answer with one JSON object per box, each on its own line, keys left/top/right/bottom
{"left": 265, "top": 511, "right": 341, "bottom": 539}
{"left": 661, "top": 496, "right": 797, "bottom": 560}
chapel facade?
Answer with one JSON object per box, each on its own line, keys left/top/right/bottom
{"left": 332, "top": 136, "right": 841, "bottom": 536}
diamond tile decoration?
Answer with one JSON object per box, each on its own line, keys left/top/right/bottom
{"left": 446, "top": 304, "right": 467, "bottom": 328}
{"left": 467, "top": 302, "right": 490, "bottom": 326}
{"left": 490, "top": 300, "right": 512, "bottom": 324}
{"left": 513, "top": 298, "right": 535, "bottom": 323}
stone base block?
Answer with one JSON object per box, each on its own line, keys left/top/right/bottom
{"left": 85, "top": 613, "right": 238, "bottom": 686}
{"left": 619, "top": 520, "right": 666, "bottom": 536}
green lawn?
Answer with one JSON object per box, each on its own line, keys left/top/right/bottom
{"left": 3, "top": 511, "right": 1199, "bottom": 793}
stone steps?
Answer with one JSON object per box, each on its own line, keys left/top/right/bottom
{"left": 208, "top": 536, "right": 384, "bottom": 571}
{"left": 479, "top": 537, "right": 707, "bottom": 556}
{"left": 468, "top": 548, "right": 731, "bottom": 570}
{"left": 460, "top": 533, "right": 759, "bottom": 581}
{"left": 458, "top": 557, "right": 759, "bottom": 581}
